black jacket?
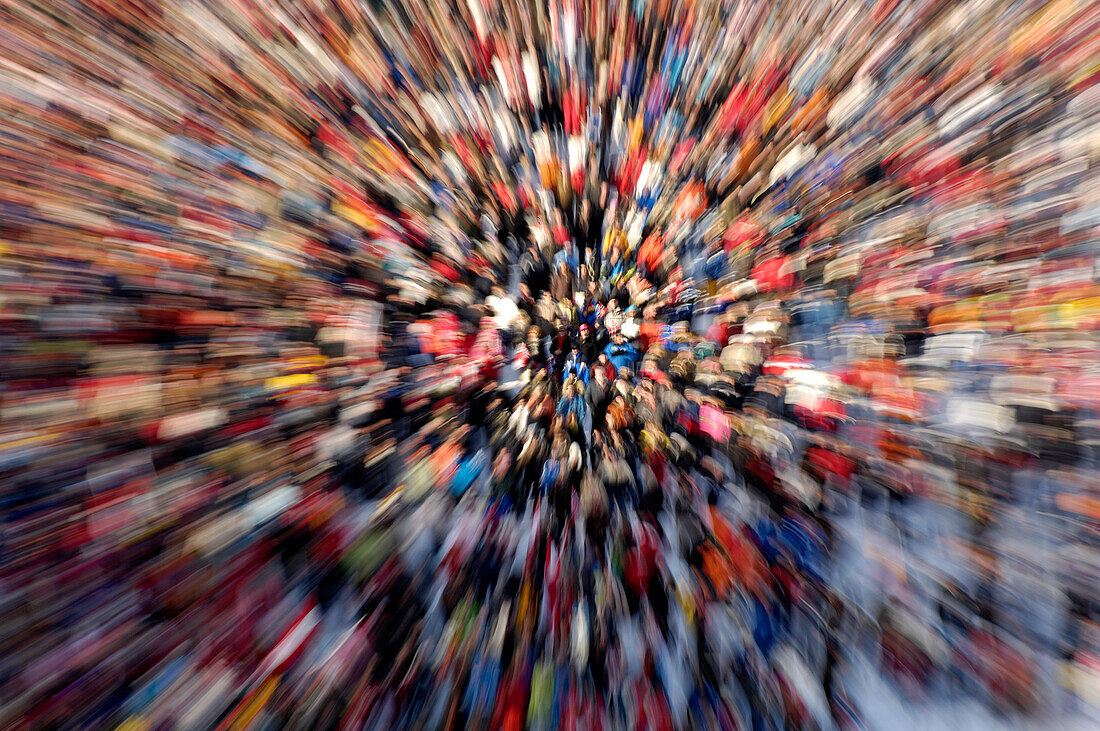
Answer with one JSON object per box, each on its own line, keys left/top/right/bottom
{"left": 586, "top": 378, "right": 611, "bottom": 429}
{"left": 520, "top": 249, "right": 550, "bottom": 293}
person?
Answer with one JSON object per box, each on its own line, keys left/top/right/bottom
{"left": 558, "top": 381, "right": 589, "bottom": 447}
{"left": 520, "top": 243, "right": 551, "bottom": 294}
{"left": 573, "top": 323, "right": 597, "bottom": 364}
{"left": 534, "top": 291, "right": 557, "bottom": 335}
{"left": 603, "top": 298, "right": 625, "bottom": 335}
{"left": 553, "top": 238, "right": 580, "bottom": 276}
{"left": 486, "top": 285, "right": 521, "bottom": 347}
{"left": 594, "top": 352, "right": 617, "bottom": 383}
{"left": 620, "top": 304, "right": 641, "bottom": 342}
{"left": 577, "top": 292, "right": 600, "bottom": 330}
{"left": 550, "top": 318, "right": 574, "bottom": 378}
{"left": 550, "top": 260, "right": 574, "bottom": 301}
{"left": 585, "top": 362, "right": 612, "bottom": 430}
{"left": 603, "top": 330, "right": 640, "bottom": 374}
{"left": 561, "top": 346, "right": 590, "bottom": 385}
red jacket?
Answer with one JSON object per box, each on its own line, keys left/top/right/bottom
{"left": 751, "top": 256, "right": 795, "bottom": 293}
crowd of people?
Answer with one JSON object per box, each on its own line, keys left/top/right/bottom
{"left": 0, "top": 0, "right": 1098, "bottom": 727}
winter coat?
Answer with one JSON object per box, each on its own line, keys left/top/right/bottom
{"left": 604, "top": 340, "right": 639, "bottom": 373}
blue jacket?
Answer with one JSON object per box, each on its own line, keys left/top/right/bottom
{"left": 556, "top": 394, "right": 587, "bottom": 423}
{"left": 578, "top": 304, "right": 600, "bottom": 328}
{"left": 603, "top": 341, "right": 639, "bottom": 373}
{"left": 562, "top": 353, "right": 590, "bottom": 384}
{"left": 553, "top": 246, "right": 579, "bottom": 274}
{"left": 451, "top": 451, "right": 487, "bottom": 497}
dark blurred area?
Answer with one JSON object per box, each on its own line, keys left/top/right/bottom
{"left": 0, "top": 0, "right": 1098, "bottom": 727}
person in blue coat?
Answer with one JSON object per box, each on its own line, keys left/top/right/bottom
{"left": 561, "top": 347, "right": 590, "bottom": 385}
{"left": 556, "top": 383, "right": 588, "bottom": 426}
{"left": 603, "top": 331, "right": 639, "bottom": 374}
{"left": 553, "top": 238, "right": 580, "bottom": 275}
{"left": 577, "top": 294, "right": 600, "bottom": 329}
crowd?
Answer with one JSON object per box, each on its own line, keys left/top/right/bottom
{"left": 0, "top": 0, "right": 1098, "bottom": 727}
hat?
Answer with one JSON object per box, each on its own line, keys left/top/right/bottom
{"left": 579, "top": 323, "right": 591, "bottom": 332}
